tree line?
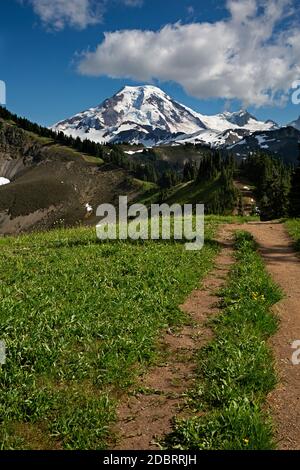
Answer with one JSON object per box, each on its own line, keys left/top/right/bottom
{"left": 241, "top": 152, "right": 292, "bottom": 220}
{"left": 0, "top": 105, "right": 186, "bottom": 188}
{"left": 4, "top": 104, "right": 300, "bottom": 219}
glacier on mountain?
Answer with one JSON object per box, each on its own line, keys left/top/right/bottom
{"left": 52, "top": 85, "right": 279, "bottom": 147}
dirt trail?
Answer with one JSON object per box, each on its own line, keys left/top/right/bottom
{"left": 230, "top": 222, "right": 300, "bottom": 450}
{"left": 112, "top": 228, "right": 235, "bottom": 450}
{"left": 112, "top": 221, "right": 300, "bottom": 450}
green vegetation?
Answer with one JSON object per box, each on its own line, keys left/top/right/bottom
{"left": 0, "top": 105, "right": 238, "bottom": 217}
{"left": 136, "top": 153, "right": 238, "bottom": 216}
{"left": 136, "top": 177, "right": 236, "bottom": 215}
{"left": 3, "top": 104, "right": 300, "bottom": 222}
{"left": 81, "top": 154, "right": 104, "bottom": 165}
{"left": 153, "top": 144, "right": 211, "bottom": 166}
{"left": 165, "top": 231, "right": 282, "bottom": 450}
{"left": 132, "top": 178, "right": 158, "bottom": 192}
{"left": 197, "top": 153, "right": 237, "bottom": 214}
{"left": 285, "top": 219, "right": 300, "bottom": 251}
{"left": 289, "top": 147, "right": 300, "bottom": 217}
{"left": 24, "top": 131, "right": 54, "bottom": 146}
{"left": 166, "top": 176, "right": 236, "bottom": 215}
{"left": 0, "top": 223, "right": 219, "bottom": 450}
{"left": 137, "top": 179, "right": 219, "bottom": 207}
{"left": 205, "top": 215, "right": 259, "bottom": 224}
{"left": 241, "top": 152, "right": 292, "bottom": 220}
{"left": 45, "top": 144, "right": 104, "bottom": 165}
{"left": 0, "top": 114, "right": 104, "bottom": 167}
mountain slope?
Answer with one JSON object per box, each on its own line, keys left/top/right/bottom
{"left": 0, "top": 117, "right": 141, "bottom": 234}
{"left": 52, "top": 86, "right": 277, "bottom": 146}
{"left": 199, "top": 110, "right": 278, "bottom": 133}
{"left": 227, "top": 126, "right": 300, "bottom": 163}
{"left": 289, "top": 116, "right": 300, "bottom": 131}
{"left": 52, "top": 85, "right": 207, "bottom": 145}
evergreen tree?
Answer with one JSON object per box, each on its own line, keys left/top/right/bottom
{"left": 183, "top": 160, "right": 197, "bottom": 182}
{"left": 243, "top": 152, "right": 291, "bottom": 220}
{"left": 238, "top": 195, "right": 244, "bottom": 217}
{"left": 289, "top": 145, "right": 300, "bottom": 217}
{"left": 197, "top": 152, "right": 219, "bottom": 181}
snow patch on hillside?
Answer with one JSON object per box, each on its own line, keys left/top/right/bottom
{"left": 0, "top": 177, "right": 10, "bottom": 186}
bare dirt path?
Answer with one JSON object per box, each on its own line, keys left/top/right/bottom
{"left": 230, "top": 222, "right": 300, "bottom": 450}
{"left": 112, "top": 228, "right": 235, "bottom": 450}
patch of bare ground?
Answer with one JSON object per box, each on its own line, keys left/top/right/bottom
{"left": 229, "top": 222, "right": 300, "bottom": 450}
{"left": 11, "top": 422, "right": 63, "bottom": 450}
{"left": 112, "top": 228, "right": 235, "bottom": 450}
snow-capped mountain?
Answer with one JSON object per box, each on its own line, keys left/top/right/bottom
{"left": 289, "top": 116, "right": 300, "bottom": 131}
{"left": 227, "top": 126, "right": 300, "bottom": 164}
{"left": 199, "top": 110, "right": 277, "bottom": 134}
{"left": 52, "top": 85, "right": 279, "bottom": 147}
{"left": 52, "top": 85, "right": 207, "bottom": 146}
{"left": 172, "top": 127, "right": 251, "bottom": 148}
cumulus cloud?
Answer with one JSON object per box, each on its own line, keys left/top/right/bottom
{"left": 78, "top": 0, "right": 300, "bottom": 106}
{"left": 22, "top": 0, "right": 143, "bottom": 31}
{"left": 22, "top": 0, "right": 103, "bottom": 30}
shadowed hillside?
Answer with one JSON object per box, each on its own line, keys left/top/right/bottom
{"left": 0, "top": 118, "right": 142, "bottom": 235}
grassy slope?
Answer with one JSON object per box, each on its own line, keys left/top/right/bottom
{"left": 1, "top": 122, "right": 104, "bottom": 167}
{"left": 137, "top": 178, "right": 260, "bottom": 222}
{"left": 153, "top": 145, "right": 211, "bottom": 165}
{"left": 137, "top": 178, "right": 225, "bottom": 207}
{"left": 166, "top": 232, "right": 282, "bottom": 450}
{"left": 166, "top": 179, "right": 221, "bottom": 206}
{"left": 0, "top": 222, "right": 219, "bottom": 450}
{"left": 120, "top": 144, "right": 212, "bottom": 166}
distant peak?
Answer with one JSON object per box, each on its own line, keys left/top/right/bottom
{"left": 237, "top": 109, "right": 250, "bottom": 115}
{"left": 224, "top": 109, "right": 250, "bottom": 116}
{"left": 221, "top": 109, "right": 257, "bottom": 127}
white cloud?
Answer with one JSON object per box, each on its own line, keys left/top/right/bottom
{"left": 78, "top": 0, "right": 300, "bottom": 106}
{"left": 23, "top": 0, "right": 143, "bottom": 31}
{"left": 23, "top": 0, "right": 103, "bottom": 30}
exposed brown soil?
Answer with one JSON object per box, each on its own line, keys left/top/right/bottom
{"left": 0, "top": 120, "right": 146, "bottom": 235}
{"left": 0, "top": 157, "right": 140, "bottom": 235}
{"left": 112, "top": 228, "right": 235, "bottom": 450}
{"left": 229, "top": 222, "right": 300, "bottom": 450}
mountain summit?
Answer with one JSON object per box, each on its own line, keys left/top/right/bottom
{"left": 223, "top": 110, "right": 261, "bottom": 127}
{"left": 52, "top": 85, "right": 207, "bottom": 145}
{"left": 289, "top": 116, "right": 300, "bottom": 131}
{"left": 52, "top": 85, "right": 279, "bottom": 146}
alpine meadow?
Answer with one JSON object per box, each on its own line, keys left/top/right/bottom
{"left": 1, "top": 0, "right": 300, "bottom": 462}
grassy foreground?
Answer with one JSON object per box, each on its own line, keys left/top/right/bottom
{"left": 0, "top": 223, "right": 219, "bottom": 450}
{"left": 166, "top": 231, "right": 282, "bottom": 450}
{"left": 285, "top": 219, "right": 300, "bottom": 251}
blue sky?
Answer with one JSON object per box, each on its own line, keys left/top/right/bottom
{"left": 1, "top": 0, "right": 300, "bottom": 126}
